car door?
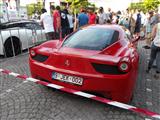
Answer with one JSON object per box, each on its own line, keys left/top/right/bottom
{"left": 32, "top": 22, "right": 46, "bottom": 44}
{"left": 20, "top": 22, "right": 46, "bottom": 49}
{"left": 16, "top": 23, "right": 32, "bottom": 50}
{"left": 23, "top": 22, "right": 36, "bottom": 47}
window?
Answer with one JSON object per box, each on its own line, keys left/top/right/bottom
{"left": 25, "top": 23, "right": 34, "bottom": 29}
{"left": 7, "top": 23, "right": 23, "bottom": 28}
{"left": 33, "top": 23, "right": 42, "bottom": 30}
{"left": 62, "top": 28, "right": 119, "bottom": 50}
{"left": 25, "top": 22, "right": 42, "bottom": 30}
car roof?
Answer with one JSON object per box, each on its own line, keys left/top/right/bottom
{"left": 81, "top": 24, "right": 124, "bottom": 39}
{"left": 0, "top": 20, "right": 39, "bottom": 30}
{"left": 1, "top": 20, "right": 36, "bottom": 25}
{"left": 83, "top": 24, "right": 124, "bottom": 32}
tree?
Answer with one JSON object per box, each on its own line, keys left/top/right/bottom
{"left": 144, "top": 0, "right": 160, "bottom": 10}
{"left": 27, "top": 2, "right": 43, "bottom": 17}
{"left": 129, "top": 0, "right": 160, "bottom": 13}
{"left": 65, "top": 0, "right": 96, "bottom": 14}
{"left": 129, "top": 2, "right": 146, "bottom": 13}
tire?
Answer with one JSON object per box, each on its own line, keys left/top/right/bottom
{"left": 4, "top": 37, "right": 21, "bottom": 57}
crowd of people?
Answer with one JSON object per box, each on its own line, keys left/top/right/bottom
{"left": 39, "top": 6, "right": 160, "bottom": 78}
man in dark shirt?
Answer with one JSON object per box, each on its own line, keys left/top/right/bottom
{"left": 77, "top": 8, "right": 89, "bottom": 27}
{"left": 134, "top": 10, "right": 142, "bottom": 36}
{"left": 60, "top": 9, "right": 69, "bottom": 38}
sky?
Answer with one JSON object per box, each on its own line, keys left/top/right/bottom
{"left": 20, "top": 0, "right": 37, "bottom": 6}
{"left": 20, "top": 0, "right": 139, "bottom": 11}
{"left": 4, "top": 0, "right": 140, "bottom": 12}
{"left": 89, "top": 0, "right": 140, "bottom": 11}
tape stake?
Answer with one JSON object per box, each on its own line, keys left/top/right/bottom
{"left": 2, "top": 69, "right": 11, "bottom": 74}
{"left": 17, "top": 75, "right": 28, "bottom": 80}
{"left": 0, "top": 68, "right": 160, "bottom": 119}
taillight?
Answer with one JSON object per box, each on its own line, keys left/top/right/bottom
{"left": 118, "top": 57, "right": 131, "bottom": 73}
{"left": 30, "top": 49, "right": 36, "bottom": 57}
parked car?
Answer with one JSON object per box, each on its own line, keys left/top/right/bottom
{"left": 0, "top": 20, "right": 46, "bottom": 57}
{"left": 29, "top": 25, "right": 139, "bottom": 103}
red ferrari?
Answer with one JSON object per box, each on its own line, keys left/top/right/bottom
{"left": 29, "top": 25, "right": 139, "bottom": 103}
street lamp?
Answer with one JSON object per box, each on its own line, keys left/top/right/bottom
{"left": 15, "top": 0, "right": 20, "bottom": 11}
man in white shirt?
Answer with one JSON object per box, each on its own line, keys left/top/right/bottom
{"left": 98, "top": 7, "right": 110, "bottom": 24}
{"left": 66, "top": 11, "right": 73, "bottom": 34}
{"left": 40, "top": 8, "right": 54, "bottom": 40}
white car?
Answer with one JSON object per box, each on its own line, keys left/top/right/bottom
{"left": 0, "top": 20, "right": 46, "bottom": 57}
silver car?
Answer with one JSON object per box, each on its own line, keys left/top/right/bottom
{"left": 0, "top": 20, "right": 46, "bottom": 57}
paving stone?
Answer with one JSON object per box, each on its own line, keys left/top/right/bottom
{"left": 0, "top": 41, "right": 159, "bottom": 120}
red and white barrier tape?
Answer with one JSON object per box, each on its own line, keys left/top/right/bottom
{"left": 0, "top": 68, "right": 160, "bottom": 119}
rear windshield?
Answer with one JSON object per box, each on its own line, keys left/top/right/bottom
{"left": 62, "top": 28, "right": 119, "bottom": 50}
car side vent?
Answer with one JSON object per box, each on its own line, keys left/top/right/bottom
{"left": 92, "top": 63, "right": 125, "bottom": 75}
{"left": 32, "top": 54, "right": 48, "bottom": 62}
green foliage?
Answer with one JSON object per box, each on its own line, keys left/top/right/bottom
{"left": 129, "top": 0, "right": 160, "bottom": 13}
{"left": 65, "top": 0, "right": 96, "bottom": 14}
{"left": 26, "top": 2, "right": 43, "bottom": 16}
{"left": 144, "top": 0, "right": 160, "bottom": 10}
{"left": 129, "top": 2, "right": 146, "bottom": 12}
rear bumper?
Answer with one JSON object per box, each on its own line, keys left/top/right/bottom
{"left": 29, "top": 58, "right": 138, "bottom": 103}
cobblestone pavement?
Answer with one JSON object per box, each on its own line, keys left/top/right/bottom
{"left": 0, "top": 41, "right": 159, "bottom": 120}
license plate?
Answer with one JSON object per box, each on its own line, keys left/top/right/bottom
{"left": 52, "top": 72, "right": 83, "bottom": 85}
